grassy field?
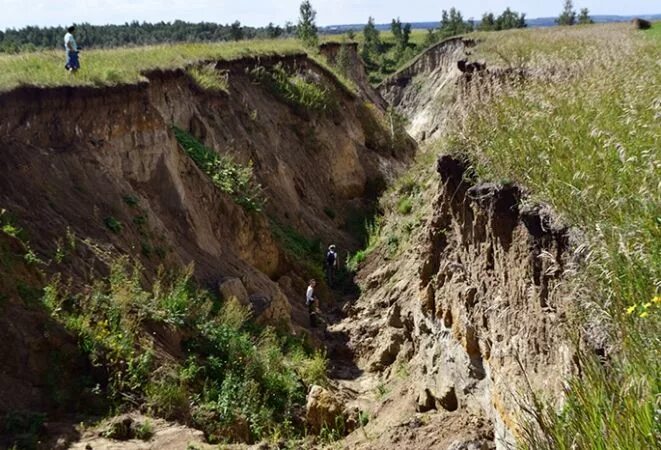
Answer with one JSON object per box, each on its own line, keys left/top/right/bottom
{"left": 0, "top": 30, "right": 434, "bottom": 93}
{"left": 0, "top": 39, "right": 305, "bottom": 92}
{"left": 443, "top": 22, "right": 659, "bottom": 449}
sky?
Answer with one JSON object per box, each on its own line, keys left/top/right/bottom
{"left": 0, "top": 0, "right": 658, "bottom": 30}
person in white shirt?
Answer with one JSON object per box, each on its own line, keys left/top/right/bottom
{"left": 64, "top": 26, "right": 79, "bottom": 72}
{"left": 306, "top": 279, "right": 318, "bottom": 327}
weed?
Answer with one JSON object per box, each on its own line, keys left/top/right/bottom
{"left": 318, "top": 415, "right": 346, "bottom": 444}
{"left": 134, "top": 419, "right": 154, "bottom": 441}
{"left": 374, "top": 383, "right": 390, "bottom": 400}
{"left": 23, "top": 245, "right": 44, "bottom": 265}
{"left": 104, "top": 216, "right": 123, "bottom": 234}
{"left": 291, "top": 349, "right": 328, "bottom": 387}
{"left": 3, "top": 411, "right": 46, "bottom": 449}
{"left": 41, "top": 257, "right": 327, "bottom": 443}
{"left": 146, "top": 367, "right": 190, "bottom": 421}
{"left": 397, "top": 197, "right": 413, "bottom": 215}
{"left": 133, "top": 215, "right": 147, "bottom": 227}
{"left": 122, "top": 195, "right": 139, "bottom": 207}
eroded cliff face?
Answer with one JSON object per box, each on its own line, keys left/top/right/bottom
{"left": 0, "top": 50, "right": 414, "bottom": 419}
{"left": 333, "top": 39, "right": 580, "bottom": 450}
{"left": 339, "top": 157, "right": 578, "bottom": 450}
{"left": 379, "top": 37, "right": 474, "bottom": 142}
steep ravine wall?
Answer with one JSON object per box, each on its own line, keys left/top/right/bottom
{"left": 379, "top": 37, "right": 474, "bottom": 141}
{"left": 342, "top": 157, "right": 578, "bottom": 450}
{"left": 340, "top": 38, "right": 580, "bottom": 449}
{"left": 0, "top": 51, "right": 414, "bottom": 419}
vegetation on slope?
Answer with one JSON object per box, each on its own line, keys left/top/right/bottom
{"left": 173, "top": 127, "right": 265, "bottom": 212}
{"left": 40, "top": 258, "right": 326, "bottom": 444}
{"left": 449, "top": 23, "right": 659, "bottom": 449}
{"left": 249, "top": 62, "right": 335, "bottom": 112}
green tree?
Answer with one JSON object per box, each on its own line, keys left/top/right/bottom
{"left": 229, "top": 20, "right": 243, "bottom": 41}
{"left": 479, "top": 12, "right": 496, "bottom": 31}
{"left": 439, "top": 8, "right": 473, "bottom": 38}
{"left": 390, "top": 18, "right": 411, "bottom": 51}
{"left": 297, "top": 0, "right": 318, "bottom": 48}
{"left": 361, "top": 16, "right": 381, "bottom": 65}
{"left": 266, "top": 22, "right": 283, "bottom": 38}
{"left": 347, "top": 29, "right": 356, "bottom": 40}
{"left": 422, "top": 29, "right": 438, "bottom": 48}
{"left": 496, "top": 8, "right": 527, "bottom": 30}
{"left": 578, "top": 8, "right": 594, "bottom": 25}
{"left": 556, "top": 0, "right": 576, "bottom": 26}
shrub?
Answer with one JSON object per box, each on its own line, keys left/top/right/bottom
{"left": 104, "top": 216, "right": 123, "bottom": 234}
{"left": 397, "top": 197, "right": 413, "bottom": 215}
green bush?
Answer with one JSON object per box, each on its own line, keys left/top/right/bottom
{"left": 104, "top": 216, "right": 123, "bottom": 234}
{"left": 397, "top": 197, "right": 413, "bottom": 215}
{"left": 173, "top": 127, "right": 265, "bottom": 212}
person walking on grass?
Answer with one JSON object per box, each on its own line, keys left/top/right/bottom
{"left": 325, "top": 244, "right": 338, "bottom": 287}
{"left": 64, "top": 26, "right": 80, "bottom": 72}
{"left": 306, "top": 279, "right": 319, "bottom": 327}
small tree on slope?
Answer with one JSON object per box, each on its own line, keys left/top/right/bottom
{"left": 297, "top": 0, "right": 318, "bottom": 48}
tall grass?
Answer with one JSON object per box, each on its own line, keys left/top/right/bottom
{"left": 0, "top": 39, "right": 304, "bottom": 92}
{"left": 249, "top": 62, "right": 335, "bottom": 112}
{"left": 448, "top": 23, "right": 659, "bottom": 449}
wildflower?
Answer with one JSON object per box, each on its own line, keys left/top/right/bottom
{"left": 626, "top": 305, "right": 636, "bottom": 315}
{"left": 653, "top": 296, "right": 660, "bottom": 305}
{"left": 639, "top": 311, "right": 649, "bottom": 318}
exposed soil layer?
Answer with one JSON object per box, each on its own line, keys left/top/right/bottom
{"left": 0, "top": 48, "right": 414, "bottom": 436}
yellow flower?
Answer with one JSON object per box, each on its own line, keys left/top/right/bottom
{"left": 626, "top": 305, "right": 636, "bottom": 315}
{"left": 652, "top": 296, "right": 660, "bottom": 304}
{"left": 639, "top": 311, "right": 649, "bottom": 318}
{"left": 643, "top": 302, "right": 652, "bottom": 309}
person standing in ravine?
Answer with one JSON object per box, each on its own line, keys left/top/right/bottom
{"left": 64, "top": 26, "right": 80, "bottom": 72}
{"left": 325, "top": 244, "right": 338, "bottom": 287}
{"left": 306, "top": 279, "right": 319, "bottom": 327}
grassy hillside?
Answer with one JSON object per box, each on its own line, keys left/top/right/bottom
{"left": 354, "top": 21, "right": 658, "bottom": 450}
{"left": 0, "top": 39, "right": 304, "bottom": 92}
{"left": 449, "top": 23, "right": 659, "bottom": 449}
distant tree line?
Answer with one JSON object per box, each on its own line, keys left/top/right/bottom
{"left": 0, "top": 20, "right": 299, "bottom": 53}
{"left": 355, "top": 6, "right": 527, "bottom": 83}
